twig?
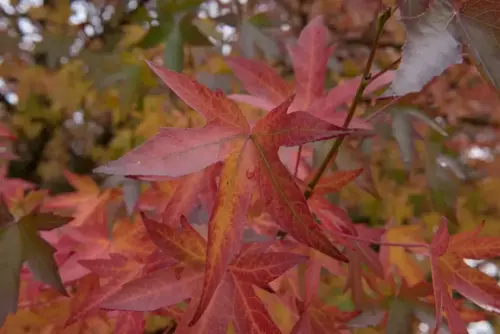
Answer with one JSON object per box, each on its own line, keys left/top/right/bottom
{"left": 303, "top": 8, "right": 393, "bottom": 200}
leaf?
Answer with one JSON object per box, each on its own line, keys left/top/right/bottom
{"left": 94, "top": 61, "right": 250, "bottom": 177}
{"left": 239, "top": 20, "right": 280, "bottom": 60}
{"left": 164, "top": 14, "right": 185, "bottom": 73}
{"left": 66, "top": 256, "right": 143, "bottom": 324}
{"left": 156, "top": 165, "right": 219, "bottom": 226}
{"left": 189, "top": 146, "right": 255, "bottom": 325}
{"left": 388, "top": 0, "right": 462, "bottom": 96}
{"left": 379, "top": 224, "right": 426, "bottom": 286}
{"left": 391, "top": 108, "right": 417, "bottom": 169}
{"left": 252, "top": 103, "right": 350, "bottom": 262}
{"left": 114, "top": 311, "right": 145, "bottom": 334}
{"left": 0, "top": 206, "right": 69, "bottom": 326}
{"left": 142, "top": 214, "right": 206, "bottom": 265}
{"left": 230, "top": 250, "right": 308, "bottom": 287}
{"left": 455, "top": 0, "right": 500, "bottom": 90}
{"left": 93, "top": 64, "right": 358, "bottom": 326}
{"left": 175, "top": 275, "right": 234, "bottom": 334}
{"left": 428, "top": 218, "right": 500, "bottom": 334}
{"left": 225, "top": 56, "right": 292, "bottom": 106}
{"left": 231, "top": 274, "right": 281, "bottom": 334}
{"left": 287, "top": 15, "right": 333, "bottom": 111}
{"left": 100, "top": 266, "right": 204, "bottom": 311}
{"left": 0, "top": 223, "right": 23, "bottom": 326}
{"left": 386, "top": 299, "right": 414, "bottom": 334}
{"left": 311, "top": 169, "right": 364, "bottom": 197}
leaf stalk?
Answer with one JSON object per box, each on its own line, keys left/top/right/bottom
{"left": 304, "top": 8, "right": 393, "bottom": 200}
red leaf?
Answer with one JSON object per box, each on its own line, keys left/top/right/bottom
{"left": 287, "top": 15, "right": 333, "bottom": 111}
{"left": 312, "top": 169, "right": 364, "bottom": 196}
{"left": 66, "top": 257, "right": 143, "bottom": 325}
{"left": 231, "top": 274, "right": 281, "bottom": 334}
{"left": 430, "top": 218, "right": 450, "bottom": 257}
{"left": 176, "top": 276, "right": 235, "bottom": 334}
{"left": 142, "top": 214, "right": 206, "bottom": 265}
{"left": 94, "top": 63, "right": 249, "bottom": 177}
{"left": 251, "top": 98, "right": 350, "bottom": 262}
{"left": 100, "top": 266, "right": 203, "bottom": 311}
{"left": 225, "top": 56, "right": 292, "bottom": 106}
{"left": 230, "top": 251, "right": 308, "bottom": 286}
{"left": 114, "top": 311, "right": 145, "bottom": 334}
{"left": 189, "top": 147, "right": 255, "bottom": 325}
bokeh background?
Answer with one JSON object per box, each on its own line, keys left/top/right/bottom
{"left": 2, "top": 0, "right": 500, "bottom": 332}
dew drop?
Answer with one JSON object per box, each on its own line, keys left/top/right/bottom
{"left": 246, "top": 167, "right": 255, "bottom": 179}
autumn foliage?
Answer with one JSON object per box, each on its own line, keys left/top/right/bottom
{"left": 2, "top": 0, "right": 500, "bottom": 333}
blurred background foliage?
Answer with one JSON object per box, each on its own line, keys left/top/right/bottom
{"left": 2, "top": 2, "right": 500, "bottom": 331}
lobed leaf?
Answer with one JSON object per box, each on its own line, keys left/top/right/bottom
{"left": 142, "top": 214, "right": 206, "bottom": 265}
{"left": 189, "top": 145, "right": 255, "bottom": 325}
{"left": 231, "top": 274, "right": 281, "bottom": 334}
{"left": 100, "top": 266, "right": 203, "bottom": 311}
{"left": 225, "top": 56, "right": 291, "bottom": 106}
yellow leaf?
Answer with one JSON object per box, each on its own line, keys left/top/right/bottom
{"left": 118, "top": 25, "right": 147, "bottom": 48}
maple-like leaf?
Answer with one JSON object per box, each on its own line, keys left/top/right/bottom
{"left": 0, "top": 199, "right": 70, "bottom": 326}
{"left": 141, "top": 165, "right": 220, "bottom": 226}
{"left": 100, "top": 214, "right": 307, "bottom": 332}
{"left": 65, "top": 254, "right": 144, "bottom": 325}
{"left": 391, "top": 0, "right": 500, "bottom": 95}
{"left": 286, "top": 15, "right": 333, "bottom": 112}
{"left": 114, "top": 311, "right": 145, "bottom": 334}
{"left": 379, "top": 224, "right": 426, "bottom": 286}
{"left": 93, "top": 61, "right": 357, "bottom": 324}
{"left": 455, "top": 0, "right": 500, "bottom": 90}
{"left": 227, "top": 16, "right": 393, "bottom": 129}
{"left": 224, "top": 56, "right": 293, "bottom": 107}
{"left": 428, "top": 218, "right": 500, "bottom": 334}
{"left": 388, "top": 0, "right": 462, "bottom": 96}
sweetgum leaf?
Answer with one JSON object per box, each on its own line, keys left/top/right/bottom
{"left": 164, "top": 13, "right": 185, "bottom": 73}
{"left": 23, "top": 231, "right": 67, "bottom": 296}
{"left": 386, "top": 299, "right": 413, "bottom": 334}
{"left": 94, "top": 61, "right": 250, "bottom": 177}
{"left": 189, "top": 144, "right": 255, "bottom": 325}
{"left": 100, "top": 266, "right": 204, "bottom": 311}
{"left": 142, "top": 214, "right": 206, "bottom": 265}
{"left": 94, "top": 64, "right": 358, "bottom": 326}
{"left": 0, "top": 205, "right": 69, "bottom": 326}
{"left": 114, "top": 311, "right": 145, "bottom": 334}
{"left": 0, "top": 224, "right": 23, "bottom": 326}
{"left": 455, "top": 0, "right": 500, "bottom": 89}
{"left": 388, "top": 0, "right": 462, "bottom": 96}
{"left": 225, "top": 56, "right": 291, "bottom": 106}
{"left": 231, "top": 274, "right": 281, "bottom": 334}
{"left": 287, "top": 15, "right": 333, "bottom": 111}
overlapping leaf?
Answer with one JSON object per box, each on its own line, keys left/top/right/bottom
{"left": 98, "top": 213, "right": 307, "bottom": 331}
{"left": 93, "top": 61, "right": 360, "bottom": 323}
{"left": 429, "top": 218, "right": 500, "bottom": 333}
{"left": 0, "top": 199, "right": 70, "bottom": 326}
{"left": 227, "top": 16, "right": 393, "bottom": 129}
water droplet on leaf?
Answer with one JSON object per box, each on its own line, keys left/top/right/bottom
{"left": 246, "top": 168, "right": 255, "bottom": 179}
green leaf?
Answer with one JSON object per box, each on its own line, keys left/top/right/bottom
{"left": 0, "top": 225, "right": 23, "bottom": 326}
{"left": 248, "top": 13, "right": 273, "bottom": 27}
{"left": 391, "top": 108, "right": 416, "bottom": 170}
{"left": 0, "top": 207, "right": 69, "bottom": 326}
{"left": 386, "top": 299, "right": 414, "bottom": 334}
{"left": 164, "top": 14, "right": 185, "bottom": 73}
{"left": 180, "top": 15, "right": 212, "bottom": 46}
{"left": 22, "top": 226, "right": 67, "bottom": 296}
{"left": 239, "top": 20, "right": 280, "bottom": 60}
{"left": 19, "top": 213, "right": 71, "bottom": 231}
